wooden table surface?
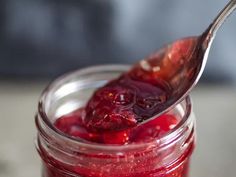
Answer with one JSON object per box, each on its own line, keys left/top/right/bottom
{"left": 0, "top": 81, "right": 236, "bottom": 177}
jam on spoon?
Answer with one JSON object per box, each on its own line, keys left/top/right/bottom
{"left": 84, "top": 74, "right": 172, "bottom": 132}
{"left": 82, "top": 0, "right": 236, "bottom": 132}
{"left": 53, "top": 0, "right": 236, "bottom": 142}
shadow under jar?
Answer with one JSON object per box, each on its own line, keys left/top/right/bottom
{"left": 35, "top": 65, "right": 196, "bottom": 177}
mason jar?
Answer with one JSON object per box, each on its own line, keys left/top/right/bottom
{"left": 35, "top": 65, "right": 196, "bottom": 177}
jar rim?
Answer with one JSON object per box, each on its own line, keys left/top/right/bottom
{"left": 37, "top": 64, "right": 192, "bottom": 152}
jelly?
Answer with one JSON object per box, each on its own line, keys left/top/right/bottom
{"left": 39, "top": 108, "right": 194, "bottom": 177}
{"left": 36, "top": 65, "right": 195, "bottom": 177}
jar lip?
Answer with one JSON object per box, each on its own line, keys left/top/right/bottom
{"left": 38, "top": 64, "right": 192, "bottom": 151}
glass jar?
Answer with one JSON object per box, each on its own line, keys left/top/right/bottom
{"left": 35, "top": 65, "right": 196, "bottom": 177}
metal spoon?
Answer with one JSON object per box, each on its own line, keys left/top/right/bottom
{"left": 135, "top": 0, "right": 236, "bottom": 124}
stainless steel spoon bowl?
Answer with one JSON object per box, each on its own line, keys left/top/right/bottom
{"left": 137, "top": 0, "right": 236, "bottom": 124}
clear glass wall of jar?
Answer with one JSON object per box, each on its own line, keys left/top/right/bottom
{"left": 35, "top": 65, "right": 196, "bottom": 177}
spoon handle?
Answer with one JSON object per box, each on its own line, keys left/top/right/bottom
{"left": 203, "top": 0, "right": 236, "bottom": 48}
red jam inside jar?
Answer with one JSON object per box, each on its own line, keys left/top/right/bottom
{"left": 54, "top": 108, "right": 180, "bottom": 145}
{"left": 36, "top": 65, "right": 195, "bottom": 177}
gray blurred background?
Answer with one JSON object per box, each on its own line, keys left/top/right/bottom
{"left": 0, "top": 0, "right": 235, "bottom": 82}
{"left": 0, "top": 0, "right": 236, "bottom": 177}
